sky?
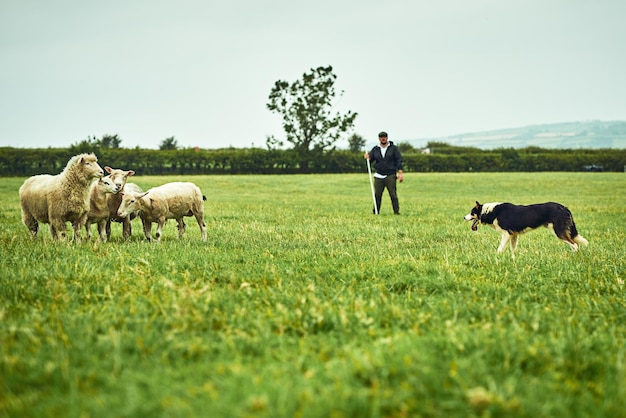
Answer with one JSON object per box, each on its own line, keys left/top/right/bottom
{"left": 1, "top": 0, "right": 625, "bottom": 150}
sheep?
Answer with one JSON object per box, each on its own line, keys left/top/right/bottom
{"left": 106, "top": 182, "right": 143, "bottom": 241}
{"left": 98, "top": 167, "right": 142, "bottom": 241}
{"left": 84, "top": 176, "right": 122, "bottom": 241}
{"left": 19, "top": 153, "right": 104, "bottom": 241}
{"left": 117, "top": 182, "right": 207, "bottom": 242}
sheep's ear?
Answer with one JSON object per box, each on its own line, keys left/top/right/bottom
{"left": 105, "top": 166, "right": 112, "bottom": 174}
{"left": 139, "top": 192, "right": 149, "bottom": 199}
{"left": 128, "top": 170, "right": 135, "bottom": 176}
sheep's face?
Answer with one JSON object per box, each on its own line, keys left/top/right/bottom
{"left": 105, "top": 167, "right": 135, "bottom": 194}
{"left": 118, "top": 192, "right": 148, "bottom": 218}
{"left": 82, "top": 156, "right": 104, "bottom": 178}
{"left": 99, "top": 177, "right": 120, "bottom": 194}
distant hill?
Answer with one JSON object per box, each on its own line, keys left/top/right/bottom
{"left": 407, "top": 120, "right": 626, "bottom": 149}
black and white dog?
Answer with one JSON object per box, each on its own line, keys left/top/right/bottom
{"left": 464, "top": 201, "right": 588, "bottom": 257}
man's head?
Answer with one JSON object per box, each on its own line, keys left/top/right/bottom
{"left": 378, "top": 131, "right": 389, "bottom": 146}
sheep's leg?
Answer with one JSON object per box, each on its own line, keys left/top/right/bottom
{"left": 155, "top": 218, "right": 166, "bottom": 242}
{"left": 194, "top": 212, "right": 207, "bottom": 241}
{"left": 75, "top": 214, "right": 89, "bottom": 243}
{"left": 122, "top": 217, "right": 132, "bottom": 241}
{"left": 97, "top": 219, "right": 107, "bottom": 242}
{"left": 85, "top": 220, "right": 93, "bottom": 240}
{"left": 105, "top": 219, "right": 112, "bottom": 241}
{"left": 141, "top": 218, "right": 153, "bottom": 241}
{"left": 22, "top": 213, "right": 38, "bottom": 239}
{"left": 50, "top": 219, "right": 68, "bottom": 241}
{"left": 176, "top": 218, "right": 186, "bottom": 238}
{"left": 71, "top": 219, "right": 84, "bottom": 243}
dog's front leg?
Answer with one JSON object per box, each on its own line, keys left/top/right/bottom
{"left": 509, "top": 234, "right": 519, "bottom": 258}
{"left": 497, "top": 233, "right": 511, "bottom": 253}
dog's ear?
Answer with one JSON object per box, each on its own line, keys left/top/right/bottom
{"left": 474, "top": 201, "right": 481, "bottom": 208}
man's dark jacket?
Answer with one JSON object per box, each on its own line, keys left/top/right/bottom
{"left": 369, "top": 142, "right": 403, "bottom": 176}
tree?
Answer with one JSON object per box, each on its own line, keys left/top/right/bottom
{"left": 348, "top": 134, "right": 366, "bottom": 153}
{"left": 101, "top": 134, "right": 122, "bottom": 148}
{"left": 70, "top": 133, "right": 122, "bottom": 154}
{"left": 70, "top": 135, "right": 102, "bottom": 154}
{"left": 266, "top": 65, "right": 358, "bottom": 172}
{"left": 160, "top": 136, "right": 179, "bottom": 150}
{"left": 397, "top": 142, "right": 417, "bottom": 154}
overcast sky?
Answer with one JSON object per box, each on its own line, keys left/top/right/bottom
{"left": 1, "top": 0, "right": 625, "bottom": 150}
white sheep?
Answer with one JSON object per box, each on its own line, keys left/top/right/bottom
{"left": 99, "top": 167, "right": 142, "bottom": 241}
{"left": 106, "top": 182, "right": 143, "bottom": 241}
{"left": 19, "top": 153, "right": 104, "bottom": 241}
{"left": 85, "top": 175, "right": 122, "bottom": 241}
{"left": 117, "top": 182, "right": 207, "bottom": 242}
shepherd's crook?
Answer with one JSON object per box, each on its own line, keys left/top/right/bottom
{"left": 366, "top": 158, "right": 378, "bottom": 214}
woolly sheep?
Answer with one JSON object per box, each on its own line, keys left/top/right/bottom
{"left": 106, "top": 182, "right": 143, "bottom": 241}
{"left": 85, "top": 175, "right": 122, "bottom": 241}
{"left": 117, "top": 181, "right": 207, "bottom": 242}
{"left": 19, "top": 153, "right": 104, "bottom": 241}
{"left": 100, "top": 167, "right": 142, "bottom": 241}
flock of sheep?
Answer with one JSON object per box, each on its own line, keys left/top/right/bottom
{"left": 18, "top": 153, "right": 207, "bottom": 242}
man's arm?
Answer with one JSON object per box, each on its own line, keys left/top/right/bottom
{"left": 395, "top": 148, "right": 404, "bottom": 182}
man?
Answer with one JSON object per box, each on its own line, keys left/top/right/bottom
{"left": 364, "top": 131, "right": 404, "bottom": 215}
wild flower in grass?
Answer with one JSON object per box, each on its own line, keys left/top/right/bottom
{"left": 247, "top": 394, "right": 269, "bottom": 413}
{"left": 466, "top": 386, "right": 494, "bottom": 411}
{"left": 618, "top": 278, "right": 624, "bottom": 286}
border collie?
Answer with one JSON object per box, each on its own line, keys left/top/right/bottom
{"left": 464, "top": 201, "right": 588, "bottom": 257}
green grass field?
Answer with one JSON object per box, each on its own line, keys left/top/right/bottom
{"left": 1, "top": 172, "right": 625, "bottom": 417}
